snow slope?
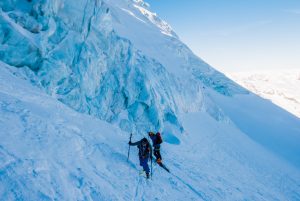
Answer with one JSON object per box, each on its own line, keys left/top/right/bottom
{"left": 1, "top": 0, "right": 300, "bottom": 200}
{"left": 1, "top": 61, "right": 300, "bottom": 201}
{"left": 227, "top": 70, "right": 300, "bottom": 118}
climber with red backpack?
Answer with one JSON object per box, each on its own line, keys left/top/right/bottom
{"left": 148, "top": 132, "right": 163, "bottom": 164}
{"left": 148, "top": 131, "right": 169, "bottom": 172}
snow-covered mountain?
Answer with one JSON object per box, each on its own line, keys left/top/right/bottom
{"left": 0, "top": 0, "right": 245, "bottom": 135}
{"left": 227, "top": 70, "right": 300, "bottom": 118}
{"left": 1, "top": 0, "right": 300, "bottom": 200}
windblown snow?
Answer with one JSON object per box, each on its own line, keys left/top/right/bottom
{"left": 0, "top": 0, "right": 300, "bottom": 200}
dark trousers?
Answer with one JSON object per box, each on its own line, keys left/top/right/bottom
{"left": 154, "top": 150, "right": 162, "bottom": 160}
{"left": 139, "top": 156, "right": 150, "bottom": 173}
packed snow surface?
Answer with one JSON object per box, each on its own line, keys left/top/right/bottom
{"left": 1, "top": 0, "right": 300, "bottom": 200}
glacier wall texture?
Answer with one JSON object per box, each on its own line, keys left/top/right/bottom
{"left": 0, "top": 0, "right": 246, "bottom": 134}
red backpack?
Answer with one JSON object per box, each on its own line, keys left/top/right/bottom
{"left": 156, "top": 132, "right": 163, "bottom": 144}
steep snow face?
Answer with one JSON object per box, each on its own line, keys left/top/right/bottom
{"left": 227, "top": 70, "right": 300, "bottom": 118}
{"left": 1, "top": 62, "right": 300, "bottom": 201}
{"left": 0, "top": 0, "right": 245, "bottom": 134}
{"left": 109, "top": 0, "right": 243, "bottom": 94}
{"left": 1, "top": 0, "right": 300, "bottom": 167}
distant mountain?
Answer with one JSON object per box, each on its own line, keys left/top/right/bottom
{"left": 227, "top": 70, "right": 300, "bottom": 118}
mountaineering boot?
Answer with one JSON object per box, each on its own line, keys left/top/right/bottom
{"left": 155, "top": 158, "right": 170, "bottom": 172}
{"left": 146, "top": 172, "right": 150, "bottom": 179}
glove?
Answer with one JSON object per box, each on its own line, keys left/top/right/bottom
{"left": 128, "top": 141, "right": 132, "bottom": 145}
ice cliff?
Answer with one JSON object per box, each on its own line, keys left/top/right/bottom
{"left": 0, "top": 0, "right": 245, "bottom": 134}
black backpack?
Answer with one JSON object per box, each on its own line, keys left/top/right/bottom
{"left": 138, "top": 139, "right": 150, "bottom": 157}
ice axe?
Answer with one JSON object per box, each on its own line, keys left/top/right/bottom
{"left": 127, "top": 133, "right": 133, "bottom": 162}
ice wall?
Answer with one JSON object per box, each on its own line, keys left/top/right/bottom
{"left": 0, "top": 0, "right": 245, "bottom": 134}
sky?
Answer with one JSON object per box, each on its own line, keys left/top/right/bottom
{"left": 146, "top": 0, "right": 300, "bottom": 72}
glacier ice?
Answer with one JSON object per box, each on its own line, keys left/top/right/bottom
{"left": 0, "top": 0, "right": 246, "bottom": 135}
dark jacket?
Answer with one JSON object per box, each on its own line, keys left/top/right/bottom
{"left": 149, "top": 135, "right": 161, "bottom": 151}
{"left": 129, "top": 139, "right": 152, "bottom": 159}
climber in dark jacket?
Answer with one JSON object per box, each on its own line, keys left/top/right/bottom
{"left": 129, "top": 137, "right": 152, "bottom": 178}
{"left": 148, "top": 132, "right": 162, "bottom": 164}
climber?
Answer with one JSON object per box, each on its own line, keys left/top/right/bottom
{"left": 148, "top": 131, "right": 163, "bottom": 164}
{"left": 129, "top": 137, "right": 152, "bottom": 179}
